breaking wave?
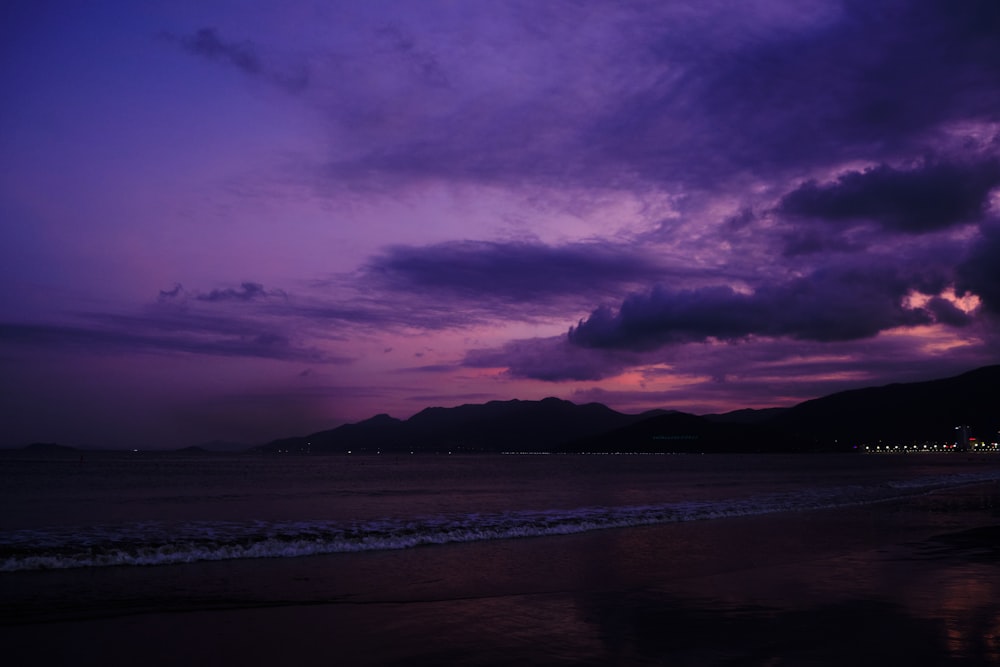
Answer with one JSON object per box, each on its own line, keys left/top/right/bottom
{"left": 3, "top": 470, "right": 998, "bottom": 572}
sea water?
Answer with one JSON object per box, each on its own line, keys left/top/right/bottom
{"left": 3, "top": 451, "right": 999, "bottom": 572}
{"left": 5, "top": 451, "right": 1000, "bottom": 665}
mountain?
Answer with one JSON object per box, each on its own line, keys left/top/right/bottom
{"left": 265, "top": 413, "right": 406, "bottom": 453}
{"left": 258, "top": 365, "right": 1000, "bottom": 455}
{"left": 258, "top": 397, "right": 652, "bottom": 454}
{"left": 190, "top": 440, "right": 253, "bottom": 453}
{"left": 702, "top": 407, "right": 789, "bottom": 424}
{"left": 21, "top": 442, "right": 78, "bottom": 454}
{"left": 768, "top": 365, "right": 1000, "bottom": 447}
{"left": 572, "top": 365, "right": 1000, "bottom": 453}
{"left": 563, "top": 411, "right": 809, "bottom": 453}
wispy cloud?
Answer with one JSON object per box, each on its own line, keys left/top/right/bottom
{"left": 1, "top": 281, "right": 341, "bottom": 363}
{"left": 181, "top": 27, "right": 262, "bottom": 76}
{"left": 166, "top": 27, "right": 308, "bottom": 92}
{"left": 0, "top": 320, "right": 332, "bottom": 362}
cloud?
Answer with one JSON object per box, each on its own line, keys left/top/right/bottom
{"left": 196, "top": 282, "right": 287, "bottom": 302}
{"left": 464, "top": 336, "right": 633, "bottom": 382}
{"left": 622, "top": 0, "right": 1000, "bottom": 179}
{"left": 159, "top": 283, "right": 184, "bottom": 299}
{"left": 375, "top": 23, "right": 450, "bottom": 88}
{"left": 366, "top": 240, "right": 672, "bottom": 305}
{"left": 924, "top": 296, "right": 975, "bottom": 327}
{"left": 956, "top": 222, "right": 1000, "bottom": 315}
{"left": 0, "top": 281, "right": 343, "bottom": 363}
{"left": 0, "top": 319, "right": 332, "bottom": 362}
{"left": 463, "top": 313, "right": 994, "bottom": 402}
{"left": 168, "top": 27, "right": 308, "bottom": 92}
{"left": 155, "top": 2, "right": 1000, "bottom": 202}
{"left": 179, "top": 27, "right": 262, "bottom": 75}
{"left": 779, "top": 228, "right": 864, "bottom": 258}
{"left": 157, "top": 282, "right": 287, "bottom": 304}
{"left": 564, "top": 332, "right": 996, "bottom": 414}
{"left": 566, "top": 266, "right": 954, "bottom": 351}
{"left": 777, "top": 161, "right": 1000, "bottom": 233}
{"left": 288, "top": 0, "right": 1000, "bottom": 204}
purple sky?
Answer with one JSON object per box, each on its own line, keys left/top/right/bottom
{"left": 3, "top": 0, "right": 1000, "bottom": 448}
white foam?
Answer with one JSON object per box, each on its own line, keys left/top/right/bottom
{"left": 2, "top": 470, "right": 997, "bottom": 572}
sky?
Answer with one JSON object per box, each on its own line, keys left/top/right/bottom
{"left": 2, "top": 0, "right": 1000, "bottom": 448}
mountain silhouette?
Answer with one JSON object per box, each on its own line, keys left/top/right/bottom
{"left": 259, "top": 365, "right": 1000, "bottom": 454}
{"left": 767, "top": 364, "right": 1000, "bottom": 447}
{"left": 260, "top": 397, "right": 655, "bottom": 454}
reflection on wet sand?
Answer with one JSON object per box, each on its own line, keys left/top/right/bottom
{"left": 580, "top": 593, "right": 945, "bottom": 666}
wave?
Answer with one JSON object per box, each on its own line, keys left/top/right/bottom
{"left": 3, "top": 470, "right": 998, "bottom": 572}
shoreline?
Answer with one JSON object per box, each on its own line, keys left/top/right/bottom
{"left": 3, "top": 481, "right": 999, "bottom": 665}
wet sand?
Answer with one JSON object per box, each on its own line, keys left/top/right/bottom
{"left": 3, "top": 481, "right": 999, "bottom": 666}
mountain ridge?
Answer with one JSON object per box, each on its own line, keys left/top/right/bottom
{"left": 258, "top": 365, "right": 1000, "bottom": 454}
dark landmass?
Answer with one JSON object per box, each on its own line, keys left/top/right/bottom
{"left": 257, "top": 365, "right": 1000, "bottom": 454}
{"left": 768, "top": 365, "right": 1000, "bottom": 446}
{"left": 567, "top": 411, "right": 810, "bottom": 453}
{"left": 190, "top": 440, "right": 252, "bottom": 453}
{"left": 22, "top": 442, "right": 78, "bottom": 453}
{"left": 0, "top": 442, "right": 84, "bottom": 460}
{"left": 8, "top": 365, "right": 996, "bottom": 454}
{"left": 262, "top": 397, "right": 662, "bottom": 454}
{"left": 702, "top": 407, "right": 789, "bottom": 424}
{"left": 174, "top": 445, "right": 210, "bottom": 454}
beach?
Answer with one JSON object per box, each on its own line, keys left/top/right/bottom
{"left": 2, "top": 454, "right": 999, "bottom": 665}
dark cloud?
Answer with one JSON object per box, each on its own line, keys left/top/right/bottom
{"left": 395, "top": 363, "right": 458, "bottom": 375}
{"left": 169, "top": 27, "right": 308, "bottom": 93}
{"left": 180, "top": 27, "right": 262, "bottom": 75}
{"left": 607, "top": 0, "right": 1000, "bottom": 182}
{"left": 158, "top": 283, "right": 184, "bottom": 299}
{"left": 956, "top": 223, "right": 1000, "bottom": 315}
{"left": 196, "top": 282, "right": 287, "bottom": 302}
{"left": 567, "top": 266, "right": 949, "bottom": 351}
{"left": 777, "top": 161, "right": 1000, "bottom": 233}
{"left": 308, "top": 0, "right": 1000, "bottom": 198}
{"left": 367, "top": 241, "right": 669, "bottom": 304}
{"left": 925, "top": 296, "right": 974, "bottom": 328}
{"left": 157, "top": 282, "right": 287, "bottom": 304}
{"left": 780, "top": 228, "right": 864, "bottom": 258}
{"left": 465, "top": 314, "right": 995, "bottom": 398}
{"left": 464, "top": 336, "right": 632, "bottom": 382}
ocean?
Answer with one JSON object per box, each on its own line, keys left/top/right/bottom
{"left": 3, "top": 451, "right": 1000, "bottom": 665}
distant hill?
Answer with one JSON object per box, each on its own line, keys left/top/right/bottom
{"left": 174, "top": 445, "right": 210, "bottom": 454}
{"left": 258, "top": 397, "right": 654, "bottom": 454}
{"left": 703, "top": 407, "right": 789, "bottom": 424}
{"left": 565, "top": 411, "right": 811, "bottom": 453}
{"left": 768, "top": 365, "right": 1000, "bottom": 446}
{"left": 4, "top": 442, "right": 82, "bottom": 458}
{"left": 573, "top": 366, "right": 1000, "bottom": 453}
{"left": 258, "top": 365, "right": 1000, "bottom": 454}
{"left": 22, "top": 442, "right": 78, "bottom": 453}
{"left": 190, "top": 440, "right": 253, "bottom": 453}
